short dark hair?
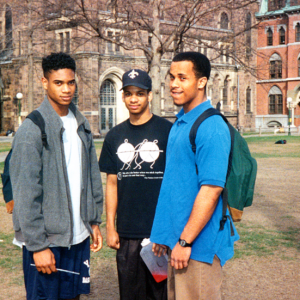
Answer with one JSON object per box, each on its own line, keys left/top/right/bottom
{"left": 42, "top": 52, "right": 76, "bottom": 78}
{"left": 172, "top": 52, "right": 211, "bottom": 80}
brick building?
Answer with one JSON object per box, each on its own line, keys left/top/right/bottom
{"left": 256, "top": 0, "right": 300, "bottom": 130}
{"left": 0, "top": 1, "right": 259, "bottom": 135}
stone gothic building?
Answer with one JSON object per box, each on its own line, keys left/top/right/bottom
{"left": 256, "top": 0, "right": 300, "bottom": 129}
{"left": 0, "top": 1, "right": 258, "bottom": 136}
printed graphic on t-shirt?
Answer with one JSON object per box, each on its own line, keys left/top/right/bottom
{"left": 116, "top": 139, "right": 164, "bottom": 181}
{"left": 117, "top": 139, "right": 163, "bottom": 170}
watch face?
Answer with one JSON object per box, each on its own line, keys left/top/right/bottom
{"left": 179, "top": 240, "right": 186, "bottom": 247}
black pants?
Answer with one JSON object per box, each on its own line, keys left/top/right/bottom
{"left": 117, "top": 237, "right": 167, "bottom": 300}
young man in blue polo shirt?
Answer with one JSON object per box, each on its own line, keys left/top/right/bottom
{"left": 150, "top": 52, "right": 239, "bottom": 300}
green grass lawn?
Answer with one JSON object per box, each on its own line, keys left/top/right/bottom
{"left": 234, "top": 222, "right": 300, "bottom": 259}
{"left": 245, "top": 136, "right": 300, "bottom": 158}
{"left": 245, "top": 135, "right": 300, "bottom": 143}
{"left": 0, "top": 142, "right": 12, "bottom": 153}
{"left": 0, "top": 136, "right": 299, "bottom": 287}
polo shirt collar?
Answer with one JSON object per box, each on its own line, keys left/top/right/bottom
{"left": 176, "top": 100, "right": 212, "bottom": 124}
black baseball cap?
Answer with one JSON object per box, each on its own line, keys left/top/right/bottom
{"left": 121, "top": 69, "right": 152, "bottom": 91}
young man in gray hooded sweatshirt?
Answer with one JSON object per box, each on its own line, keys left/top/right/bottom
{"left": 10, "top": 52, "right": 103, "bottom": 300}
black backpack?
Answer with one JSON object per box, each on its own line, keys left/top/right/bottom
{"left": 189, "top": 108, "right": 257, "bottom": 234}
{"left": 1, "top": 110, "right": 48, "bottom": 202}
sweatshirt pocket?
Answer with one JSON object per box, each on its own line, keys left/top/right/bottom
{"left": 44, "top": 212, "right": 69, "bottom": 234}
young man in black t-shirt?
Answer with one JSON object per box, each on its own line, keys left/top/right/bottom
{"left": 99, "top": 69, "right": 172, "bottom": 300}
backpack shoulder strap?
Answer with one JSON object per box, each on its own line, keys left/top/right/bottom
{"left": 1, "top": 149, "right": 13, "bottom": 203}
{"left": 189, "top": 107, "right": 226, "bottom": 153}
{"left": 189, "top": 107, "right": 235, "bottom": 234}
{"left": 189, "top": 107, "right": 235, "bottom": 177}
{"left": 4, "top": 148, "right": 12, "bottom": 171}
{"left": 26, "top": 110, "right": 48, "bottom": 147}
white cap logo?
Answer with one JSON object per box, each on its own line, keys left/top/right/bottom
{"left": 128, "top": 69, "right": 139, "bottom": 79}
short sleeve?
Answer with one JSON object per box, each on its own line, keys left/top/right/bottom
{"left": 195, "top": 115, "right": 231, "bottom": 188}
{"left": 99, "top": 134, "right": 118, "bottom": 174}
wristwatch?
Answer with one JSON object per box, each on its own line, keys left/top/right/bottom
{"left": 178, "top": 238, "right": 192, "bottom": 247}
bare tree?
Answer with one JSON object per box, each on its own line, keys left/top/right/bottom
{"left": 1, "top": 0, "right": 259, "bottom": 116}
{"left": 63, "top": 0, "right": 259, "bottom": 114}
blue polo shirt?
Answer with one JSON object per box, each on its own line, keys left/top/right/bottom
{"left": 150, "top": 100, "right": 239, "bottom": 266}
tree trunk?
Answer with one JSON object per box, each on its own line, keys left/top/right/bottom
{"left": 150, "top": 53, "right": 162, "bottom": 116}
{"left": 149, "top": 0, "right": 162, "bottom": 116}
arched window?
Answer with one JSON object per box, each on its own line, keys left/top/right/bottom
{"left": 268, "top": 86, "right": 283, "bottom": 114}
{"left": 225, "top": 47, "right": 230, "bottom": 63}
{"left": 5, "top": 5, "right": 13, "bottom": 50}
{"left": 270, "top": 53, "right": 282, "bottom": 79}
{"left": 219, "top": 45, "right": 224, "bottom": 63}
{"left": 267, "top": 28, "right": 273, "bottom": 46}
{"left": 269, "top": 0, "right": 286, "bottom": 11}
{"left": 267, "top": 120, "right": 282, "bottom": 127}
{"left": 100, "top": 79, "right": 116, "bottom": 106}
{"left": 295, "top": 23, "right": 300, "bottom": 42}
{"left": 220, "top": 12, "right": 229, "bottom": 30}
{"left": 279, "top": 26, "right": 285, "bottom": 44}
{"left": 100, "top": 79, "right": 116, "bottom": 131}
{"left": 246, "top": 87, "right": 251, "bottom": 113}
{"left": 106, "top": 0, "right": 119, "bottom": 12}
{"left": 245, "top": 13, "right": 252, "bottom": 56}
{"left": 269, "top": 0, "right": 275, "bottom": 10}
{"left": 222, "top": 77, "right": 228, "bottom": 105}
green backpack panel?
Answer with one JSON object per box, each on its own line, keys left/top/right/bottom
{"left": 189, "top": 108, "right": 257, "bottom": 231}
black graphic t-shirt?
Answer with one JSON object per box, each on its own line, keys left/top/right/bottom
{"left": 99, "top": 115, "right": 172, "bottom": 238}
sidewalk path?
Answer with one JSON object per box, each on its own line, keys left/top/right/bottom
{"left": 0, "top": 136, "right": 14, "bottom": 143}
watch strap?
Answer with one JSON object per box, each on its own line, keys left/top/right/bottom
{"left": 178, "top": 238, "right": 192, "bottom": 247}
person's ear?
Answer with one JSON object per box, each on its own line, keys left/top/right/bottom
{"left": 148, "top": 91, "right": 153, "bottom": 103}
{"left": 198, "top": 77, "right": 207, "bottom": 90}
{"left": 41, "top": 77, "right": 48, "bottom": 91}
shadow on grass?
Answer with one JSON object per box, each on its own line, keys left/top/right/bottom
{"left": 234, "top": 222, "right": 300, "bottom": 259}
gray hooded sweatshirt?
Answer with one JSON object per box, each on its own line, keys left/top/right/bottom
{"left": 10, "top": 96, "right": 103, "bottom": 252}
